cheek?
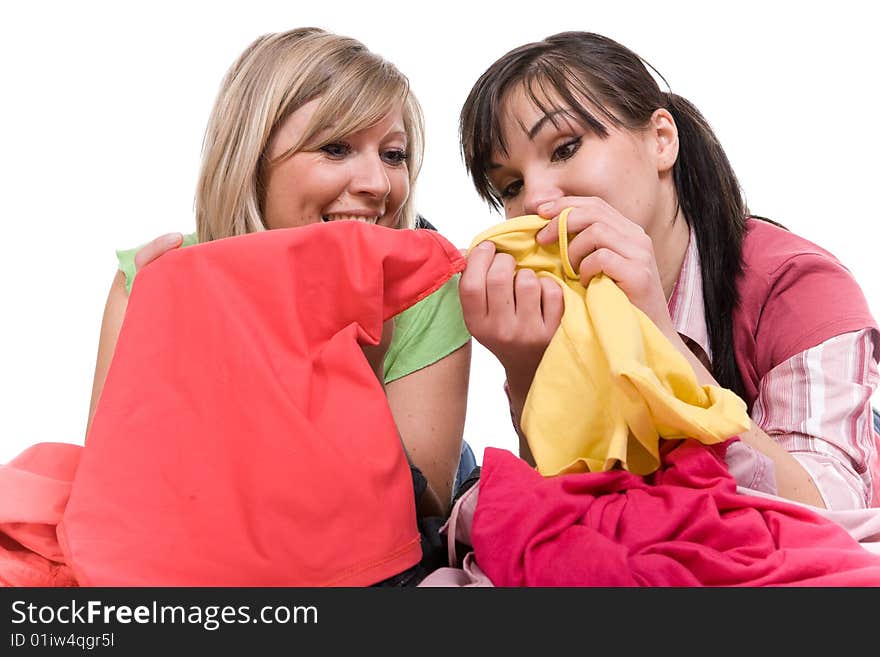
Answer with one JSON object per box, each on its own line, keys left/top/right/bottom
{"left": 570, "top": 145, "right": 657, "bottom": 223}
{"left": 610, "top": 149, "right": 661, "bottom": 225}
{"left": 386, "top": 168, "right": 410, "bottom": 217}
{"left": 563, "top": 147, "right": 622, "bottom": 199}
{"left": 503, "top": 198, "right": 522, "bottom": 220}
{"left": 264, "top": 159, "right": 346, "bottom": 228}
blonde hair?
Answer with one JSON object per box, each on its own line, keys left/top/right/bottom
{"left": 196, "top": 27, "right": 424, "bottom": 242}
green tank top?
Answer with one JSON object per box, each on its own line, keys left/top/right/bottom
{"left": 116, "top": 233, "right": 470, "bottom": 384}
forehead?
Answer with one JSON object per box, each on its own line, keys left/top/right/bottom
{"left": 269, "top": 98, "right": 321, "bottom": 151}
{"left": 364, "top": 107, "right": 406, "bottom": 133}
{"left": 278, "top": 98, "right": 406, "bottom": 144}
{"left": 316, "top": 99, "right": 406, "bottom": 139}
{"left": 500, "top": 82, "right": 609, "bottom": 141}
{"left": 499, "top": 84, "right": 561, "bottom": 134}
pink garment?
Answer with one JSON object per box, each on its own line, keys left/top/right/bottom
{"left": 751, "top": 331, "right": 879, "bottom": 508}
{"left": 670, "top": 219, "right": 880, "bottom": 507}
{"left": 418, "top": 484, "right": 494, "bottom": 587}
{"left": 471, "top": 443, "right": 880, "bottom": 586}
{"left": 0, "top": 443, "right": 79, "bottom": 586}
{"left": 732, "top": 218, "right": 879, "bottom": 405}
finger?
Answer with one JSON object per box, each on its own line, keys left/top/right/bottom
{"left": 566, "top": 220, "right": 638, "bottom": 272}
{"left": 578, "top": 247, "right": 651, "bottom": 296}
{"left": 134, "top": 232, "right": 184, "bottom": 272}
{"left": 535, "top": 198, "right": 605, "bottom": 243}
{"left": 536, "top": 199, "right": 566, "bottom": 219}
{"left": 579, "top": 248, "right": 669, "bottom": 328}
{"left": 537, "top": 197, "right": 643, "bottom": 244}
{"left": 459, "top": 241, "right": 496, "bottom": 321}
{"left": 538, "top": 196, "right": 608, "bottom": 222}
{"left": 513, "top": 268, "right": 542, "bottom": 320}
{"left": 535, "top": 214, "right": 560, "bottom": 245}
{"left": 538, "top": 278, "right": 564, "bottom": 335}
{"left": 484, "top": 252, "right": 517, "bottom": 323}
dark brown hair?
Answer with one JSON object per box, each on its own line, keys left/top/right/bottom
{"left": 460, "top": 31, "right": 748, "bottom": 399}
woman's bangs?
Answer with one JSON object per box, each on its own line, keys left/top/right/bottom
{"left": 303, "top": 72, "right": 407, "bottom": 150}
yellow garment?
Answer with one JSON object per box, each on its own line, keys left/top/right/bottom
{"left": 469, "top": 210, "right": 750, "bottom": 476}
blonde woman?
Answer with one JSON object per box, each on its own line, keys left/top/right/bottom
{"left": 87, "top": 28, "right": 471, "bottom": 515}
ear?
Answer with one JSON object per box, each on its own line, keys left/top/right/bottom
{"left": 650, "top": 108, "right": 679, "bottom": 174}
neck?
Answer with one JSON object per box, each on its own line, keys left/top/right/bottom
{"left": 650, "top": 206, "right": 690, "bottom": 301}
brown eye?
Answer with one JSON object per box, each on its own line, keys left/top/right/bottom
{"left": 500, "top": 180, "right": 523, "bottom": 199}
{"left": 551, "top": 137, "right": 581, "bottom": 162}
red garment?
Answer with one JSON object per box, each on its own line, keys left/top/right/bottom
{"left": 471, "top": 444, "right": 880, "bottom": 586}
{"left": 733, "top": 219, "right": 879, "bottom": 409}
{"left": 53, "top": 222, "right": 463, "bottom": 586}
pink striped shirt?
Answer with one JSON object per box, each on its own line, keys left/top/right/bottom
{"left": 668, "top": 227, "right": 879, "bottom": 509}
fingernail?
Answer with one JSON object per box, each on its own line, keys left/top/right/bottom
{"left": 538, "top": 202, "right": 552, "bottom": 215}
{"left": 477, "top": 240, "right": 494, "bottom": 250}
{"left": 163, "top": 232, "right": 183, "bottom": 246}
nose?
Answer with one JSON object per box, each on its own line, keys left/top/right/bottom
{"left": 520, "top": 172, "right": 562, "bottom": 217}
{"left": 351, "top": 153, "right": 391, "bottom": 199}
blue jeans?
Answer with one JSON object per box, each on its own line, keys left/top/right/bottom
{"left": 452, "top": 440, "right": 477, "bottom": 498}
{"left": 873, "top": 407, "right": 880, "bottom": 435}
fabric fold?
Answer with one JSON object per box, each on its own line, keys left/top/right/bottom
{"left": 471, "top": 444, "right": 880, "bottom": 586}
{"left": 0, "top": 443, "right": 80, "bottom": 586}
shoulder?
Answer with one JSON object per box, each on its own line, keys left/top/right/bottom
{"left": 739, "top": 218, "right": 870, "bottom": 307}
{"left": 740, "top": 218, "right": 849, "bottom": 278}
{"left": 392, "top": 217, "right": 465, "bottom": 330}
{"left": 391, "top": 273, "right": 468, "bottom": 345}
{"left": 384, "top": 273, "right": 471, "bottom": 384}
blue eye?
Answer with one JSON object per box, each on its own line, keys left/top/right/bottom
{"left": 320, "top": 142, "right": 351, "bottom": 158}
{"left": 551, "top": 137, "right": 581, "bottom": 162}
{"left": 381, "top": 149, "right": 409, "bottom": 166}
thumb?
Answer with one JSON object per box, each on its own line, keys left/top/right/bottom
{"left": 134, "top": 232, "right": 184, "bottom": 272}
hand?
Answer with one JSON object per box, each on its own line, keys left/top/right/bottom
{"left": 536, "top": 197, "right": 675, "bottom": 337}
{"left": 134, "top": 232, "right": 184, "bottom": 273}
{"left": 459, "top": 240, "right": 563, "bottom": 382}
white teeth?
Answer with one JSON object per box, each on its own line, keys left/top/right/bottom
{"left": 321, "top": 214, "right": 379, "bottom": 223}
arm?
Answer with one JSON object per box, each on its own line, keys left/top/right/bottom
{"left": 747, "top": 330, "right": 879, "bottom": 509}
{"left": 385, "top": 341, "right": 471, "bottom": 512}
{"left": 362, "top": 318, "right": 453, "bottom": 516}
{"left": 85, "top": 270, "right": 129, "bottom": 437}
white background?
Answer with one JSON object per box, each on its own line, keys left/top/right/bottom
{"left": 1, "top": 0, "right": 878, "bottom": 465}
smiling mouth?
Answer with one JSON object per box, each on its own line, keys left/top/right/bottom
{"left": 321, "top": 214, "right": 381, "bottom": 223}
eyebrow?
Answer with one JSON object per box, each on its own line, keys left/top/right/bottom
{"left": 527, "top": 109, "right": 571, "bottom": 139}
{"left": 488, "top": 109, "right": 571, "bottom": 170}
